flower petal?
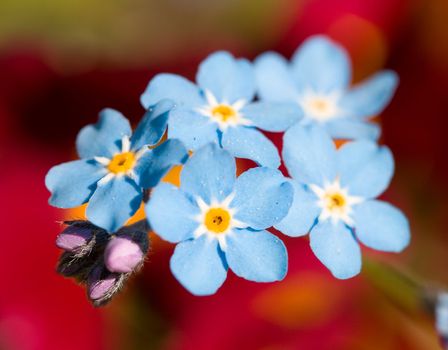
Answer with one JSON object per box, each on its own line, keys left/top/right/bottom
{"left": 168, "top": 109, "right": 218, "bottom": 151}
{"left": 86, "top": 176, "right": 142, "bottom": 232}
{"left": 146, "top": 183, "right": 199, "bottom": 243}
{"left": 225, "top": 229, "right": 287, "bottom": 282}
{"left": 254, "top": 52, "right": 300, "bottom": 102}
{"left": 291, "top": 35, "right": 351, "bottom": 93}
{"left": 221, "top": 126, "right": 280, "bottom": 168}
{"left": 76, "top": 108, "right": 131, "bottom": 159}
{"left": 282, "top": 124, "right": 337, "bottom": 186}
{"left": 310, "top": 220, "right": 362, "bottom": 279}
{"left": 181, "top": 143, "right": 236, "bottom": 203}
{"left": 45, "top": 159, "right": 106, "bottom": 208}
{"left": 337, "top": 140, "right": 394, "bottom": 198}
{"left": 354, "top": 200, "right": 410, "bottom": 252}
{"left": 134, "top": 139, "right": 188, "bottom": 189}
{"left": 196, "top": 51, "right": 255, "bottom": 103}
{"left": 140, "top": 73, "right": 203, "bottom": 109}
{"left": 274, "top": 180, "right": 320, "bottom": 237}
{"left": 232, "top": 167, "right": 293, "bottom": 230}
{"left": 325, "top": 118, "right": 380, "bottom": 141}
{"left": 340, "top": 71, "right": 398, "bottom": 119}
{"left": 241, "top": 102, "right": 302, "bottom": 132}
{"left": 131, "top": 99, "right": 173, "bottom": 150}
{"left": 170, "top": 236, "right": 228, "bottom": 296}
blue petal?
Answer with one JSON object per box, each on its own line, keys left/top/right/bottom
{"left": 354, "top": 200, "right": 410, "bottom": 252}
{"left": 282, "top": 124, "right": 337, "bottom": 186}
{"left": 131, "top": 99, "right": 173, "bottom": 150}
{"left": 181, "top": 143, "right": 236, "bottom": 203}
{"left": 291, "top": 35, "right": 351, "bottom": 93}
{"left": 337, "top": 140, "right": 394, "bottom": 198}
{"left": 254, "top": 52, "right": 300, "bottom": 102}
{"left": 168, "top": 109, "right": 218, "bottom": 151}
{"left": 45, "top": 159, "right": 106, "bottom": 208}
{"left": 146, "top": 183, "right": 199, "bottom": 243}
{"left": 340, "top": 71, "right": 398, "bottom": 119}
{"left": 231, "top": 167, "right": 293, "bottom": 230}
{"left": 134, "top": 139, "right": 188, "bottom": 189}
{"left": 274, "top": 180, "right": 320, "bottom": 237}
{"left": 86, "top": 176, "right": 142, "bottom": 232}
{"left": 325, "top": 118, "right": 380, "bottom": 141}
{"left": 140, "top": 73, "right": 203, "bottom": 109}
{"left": 221, "top": 126, "right": 280, "bottom": 168}
{"left": 241, "top": 102, "right": 302, "bottom": 132}
{"left": 76, "top": 109, "right": 131, "bottom": 159}
{"left": 225, "top": 229, "right": 287, "bottom": 282}
{"left": 196, "top": 51, "right": 255, "bottom": 103}
{"left": 310, "top": 220, "right": 362, "bottom": 279}
{"left": 170, "top": 236, "right": 228, "bottom": 296}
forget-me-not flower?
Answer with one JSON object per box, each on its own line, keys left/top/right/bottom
{"left": 46, "top": 100, "right": 188, "bottom": 232}
{"left": 141, "top": 51, "right": 302, "bottom": 168}
{"left": 275, "top": 124, "right": 410, "bottom": 279}
{"left": 254, "top": 35, "right": 398, "bottom": 141}
{"left": 146, "top": 143, "right": 293, "bottom": 295}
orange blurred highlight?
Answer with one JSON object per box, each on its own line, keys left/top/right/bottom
{"left": 68, "top": 203, "right": 87, "bottom": 220}
{"left": 418, "top": 0, "right": 448, "bottom": 69}
{"left": 334, "top": 139, "right": 347, "bottom": 149}
{"left": 328, "top": 14, "right": 387, "bottom": 82}
{"left": 162, "top": 164, "right": 182, "bottom": 186}
{"left": 252, "top": 272, "right": 342, "bottom": 329}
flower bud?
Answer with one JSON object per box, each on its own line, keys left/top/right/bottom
{"left": 56, "top": 226, "right": 93, "bottom": 252}
{"left": 87, "top": 264, "right": 128, "bottom": 307}
{"left": 56, "top": 221, "right": 109, "bottom": 281}
{"left": 104, "top": 237, "right": 144, "bottom": 273}
{"left": 57, "top": 251, "right": 94, "bottom": 278}
{"left": 55, "top": 220, "right": 149, "bottom": 307}
{"left": 89, "top": 275, "right": 118, "bottom": 300}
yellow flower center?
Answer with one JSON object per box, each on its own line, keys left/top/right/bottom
{"left": 326, "top": 193, "right": 346, "bottom": 210}
{"left": 107, "top": 152, "right": 136, "bottom": 174}
{"left": 204, "top": 208, "right": 231, "bottom": 234}
{"left": 310, "top": 98, "right": 330, "bottom": 114}
{"left": 211, "top": 105, "right": 237, "bottom": 122}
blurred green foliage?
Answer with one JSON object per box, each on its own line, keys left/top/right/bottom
{"left": 0, "top": 0, "right": 296, "bottom": 69}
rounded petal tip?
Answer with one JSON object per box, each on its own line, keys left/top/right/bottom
{"left": 88, "top": 276, "right": 117, "bottom": 300}
{"left": 55, "top": 226, "right": 93, "bottom": 251}
{"left": 104, "top": 237, "right": 144, "bottom": 273}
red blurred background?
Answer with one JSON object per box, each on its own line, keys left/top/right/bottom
{"left": 1, "top": 0, "right": 448, "bottom": 349}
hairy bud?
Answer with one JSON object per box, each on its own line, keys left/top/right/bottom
{"left": 104, "top": 237, "right": 144, "bottom": 273}
{"left": 87, "top": 263, "right": 130, "bottom": 307}
{"left": 55, "top": 219, "right": 150, "bottom": 307}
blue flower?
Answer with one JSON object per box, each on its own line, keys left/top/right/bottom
{"left": 141, "top": 51, "right": 302, "bottom": 168}
{"left": 254, "top": 35, "right": 398, "bottom": 141}
{"left": 45, "top": 100, "right": 188, "bottom": 232}
{"left": 275, "top": 124, "right": 410, "bottom": 279}
{"left": 146, "top": 143, "right": 293, "bottom": 295}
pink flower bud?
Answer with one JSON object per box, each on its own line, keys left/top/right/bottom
{"left": 104, "top": 237, "right": 144, "bottom": 273}
{"left": 88, "top": 275, "right": 117, "bottom": 300}
{"left": 56, "top": 226, "right": 93, "bottom": 251}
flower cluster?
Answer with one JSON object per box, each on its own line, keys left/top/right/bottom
{"left": 56, "top": 220, "right": 148, "bottom": 306}
{"left": 46, "top": 35, "right": 410, "bottom": 303}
